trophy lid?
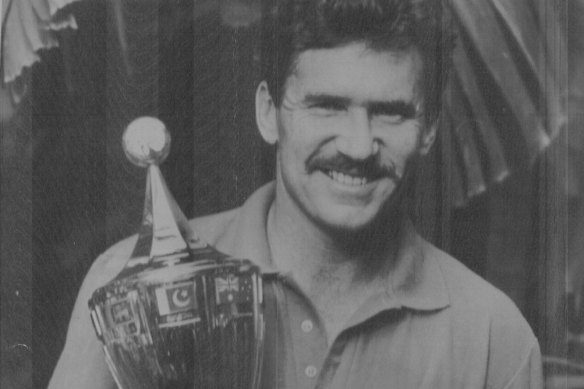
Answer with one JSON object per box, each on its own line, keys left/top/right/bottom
{"left": 122, "top": 117, "right": 210, "bottom": 269}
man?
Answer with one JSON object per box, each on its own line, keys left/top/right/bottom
{"left": 50, "top": 0, "right": 542, "bottom": 388}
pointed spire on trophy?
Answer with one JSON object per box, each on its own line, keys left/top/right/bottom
{"left": 89, "top": 117, "right": 264, "bottom": 389}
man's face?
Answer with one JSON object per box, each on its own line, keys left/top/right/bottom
{"left": 262, "top": 42, "right": 435, "bottom": 233}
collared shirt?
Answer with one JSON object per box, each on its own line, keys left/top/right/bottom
{"left": 49, "top": 182, "right": 542, "bottom": 389}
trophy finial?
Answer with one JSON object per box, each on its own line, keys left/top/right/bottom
{"left": 122, "top": 117, "right": 171, "bottom": 167}
{"left": 119, "top": 117, "right": 210, "bottom": 267}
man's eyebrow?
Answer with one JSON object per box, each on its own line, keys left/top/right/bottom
{"left": 369, "top": 100, "right": 419, "bottom": 117}
{"left": 302, "top": 93, "right": 351, "bottom": 106}
{"left": 302, "top": 94, "right": 420, "bottom": 117}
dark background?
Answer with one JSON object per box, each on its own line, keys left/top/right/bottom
{"left": 1, "top": 0, "right": 582, "bottom": 388}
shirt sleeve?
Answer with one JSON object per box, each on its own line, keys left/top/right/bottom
{"left": 502, "top": 341, "right": 543, "bottom": 389}
{"left": 48, "top": 239, "right": 134, "bottom": 389}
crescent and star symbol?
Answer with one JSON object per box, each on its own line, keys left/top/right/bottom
{"left": 172, "top": 288, "right": 191, "bottom": 308}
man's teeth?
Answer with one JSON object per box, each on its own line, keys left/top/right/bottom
{"left": 328, "top": 170, "right": 368, "bottom": 186}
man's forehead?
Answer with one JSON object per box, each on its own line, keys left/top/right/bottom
{"left": 293, "top": 42, "right": 420, "bottom": 65}
{"left": 284, "top": 43, "right": 423, "bottom": 103}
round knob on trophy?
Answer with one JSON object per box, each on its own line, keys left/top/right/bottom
{"left": 122, "top": 116, "right": 171, "bottom": 167}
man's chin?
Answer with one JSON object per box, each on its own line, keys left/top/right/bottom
{"left": 313, "top": 215, "right": 396, "bottom": 254}
{"left": 310, "top": 197, "right": 405, "bottom": 242}
{"left": 313, "top": 206, "right": 384, "bottom": 235}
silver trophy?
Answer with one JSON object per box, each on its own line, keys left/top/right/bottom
{"left": 88, "top": 117, "right": 264, "bottom": 389}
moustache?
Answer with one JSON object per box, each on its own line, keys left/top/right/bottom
{"left": 306, "top": 154, "right": 400, "bottom": 181}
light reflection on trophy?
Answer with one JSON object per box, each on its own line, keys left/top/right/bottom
{"left": 88, "top": 117, "right": 264, "bottom": 389}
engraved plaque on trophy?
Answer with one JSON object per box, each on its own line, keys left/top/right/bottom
{"left": 88, "top": 117, "right": 264, "bottom": 389}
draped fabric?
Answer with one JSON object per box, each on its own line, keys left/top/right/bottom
{"left": 1, "top": 0, "right": 80, "bottom": 83}
{"left": 444, "top": 0, "right": 566, "bottom": 206}
{"left": 1, "top": 0, "right": 566, "bottom": 207}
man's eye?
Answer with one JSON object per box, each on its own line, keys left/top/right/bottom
{"left": 370, "top": 103, "right": 418, "bottom": 125}
{"left": 376, "top": 113, "right": 406, "bottom": 125}
{"left": 373, "top": 110, "right": 418, "bottom": 125}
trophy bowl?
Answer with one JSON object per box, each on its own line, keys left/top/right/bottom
{"left": 88, "top": 117, "right": 264, "bottom": 389}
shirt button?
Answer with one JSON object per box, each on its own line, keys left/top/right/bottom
{"left": 305, "top": 365, "right": 318, "bottom": 378}
{"left": 301, "top": 319, "right": 313, "bottom": 333}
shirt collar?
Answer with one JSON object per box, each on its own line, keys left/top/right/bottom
{"left": 216, "top": 182, "right": 278, "bottom": 273}
{"left": 217, "top": 182, "right": 450, "bottom": 312}
{"left": 385, "top": 218, "right": 450, "bottom": 310}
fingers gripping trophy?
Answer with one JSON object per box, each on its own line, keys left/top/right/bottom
{"left": 88, "top": 117, "right": 264, "bottom": 389}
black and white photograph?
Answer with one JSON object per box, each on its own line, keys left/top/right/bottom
{"left": 0, "top": 0, "right": 582, "bottom": 388}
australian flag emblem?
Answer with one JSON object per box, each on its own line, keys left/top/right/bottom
{"left": 215, "top": 274, "right": 253, "bottom": 304}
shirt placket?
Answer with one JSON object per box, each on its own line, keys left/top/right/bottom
{"left": 274, "top": 275, "right": 405, "bottom": 389}
{"left": 313, "top": 335, "right": 350, "bottom": 389}
{"left": 280, "top": 278, "right": 329, "bottom": 389}
{"left": 292, "top": 289, "right": 404, "bottom": 389}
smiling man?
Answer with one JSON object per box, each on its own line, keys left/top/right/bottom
{"left": 259, "top": 44, "right": 427, "bottom": 235}
{"left": 50, "top": 0, "right": 542, "bottom": 388}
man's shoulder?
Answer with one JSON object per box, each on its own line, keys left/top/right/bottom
{"left": 89, "top": 182, "right": 275, "bottom": 282}
{"left": 87, "top": 207, "right": 242, "bottom": 288}
{"left": 421, "top": 240, "right": 542, "bottom": 386}
{"left": 423, "top": 239, "right": 536, "bottom": 337}
{"left": 189, "top": 208, "right": 241, "bottom": 245}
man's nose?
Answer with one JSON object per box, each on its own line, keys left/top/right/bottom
{"left": 335, "top": 108, "right": 378, "bottom": 160}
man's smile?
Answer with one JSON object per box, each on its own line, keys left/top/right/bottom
{"left": 315, "top": 168, "right": 389, "bottom": 201}
{"left": 326, "top": 170, "right": 371, "bottom": 186}
{"left": 307, "top": 153, "right": 398, "bottom": 184}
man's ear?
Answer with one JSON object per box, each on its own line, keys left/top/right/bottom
{"left": 419, "top": 121, "right": 438, "bottom": 156}
{"left": 255, "top": 81, "right": 278, "bottom": 145}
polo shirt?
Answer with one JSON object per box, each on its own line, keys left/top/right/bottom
{"left": 49, "top": 182, "right": 542, "bottom": 389}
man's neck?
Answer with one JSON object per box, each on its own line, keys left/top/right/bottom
{"left": 268, "top": 204, "right": 397, "bottom": 281}
{"left": 266, "top": 189, "right": 403, "bottom": 341}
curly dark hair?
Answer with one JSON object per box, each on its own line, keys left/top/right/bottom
{"left": 260, "top": 0, "right": 456, "bottom": 125}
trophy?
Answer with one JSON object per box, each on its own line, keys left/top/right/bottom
{"left": 88, "top": 117, "right": 264, "bottom": 389}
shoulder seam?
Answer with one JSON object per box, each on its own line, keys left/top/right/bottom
{"left": 500, "top": 338, "right": 541, "bottom": 389}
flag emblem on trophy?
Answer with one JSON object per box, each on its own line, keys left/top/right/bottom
{"left": 110, "top": 300, "right": 134, "bottom": 325}
{"left": 215, "top": 274, "right": 254, "bottom": 304}
{"left": 107, "top": 298, "right": 140, "bottom": 336}
{"left": 155, "top": 282, "right": 198, "bottom": 315}
{"left": 215, "top": 274, "right": 240, "bottom": 304}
